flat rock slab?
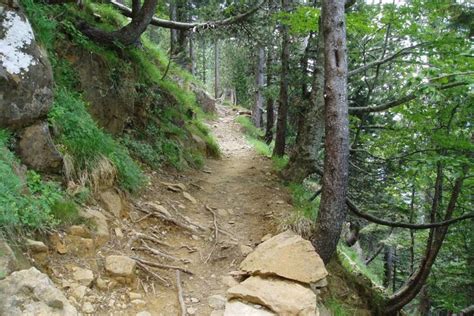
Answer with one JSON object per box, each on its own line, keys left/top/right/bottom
{"left": 0, "top": 267, "right": 78, "bottom": 315}
{"left": 240, "top": 230, "right": 327, "bottom": 284}
{"left": 227, "top": 276, "right": 317, "bottom": 316}
{"left": 224, "top": 300, "right": 275, "bottom": 316}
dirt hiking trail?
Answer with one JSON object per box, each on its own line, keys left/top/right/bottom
{"left": 134, "top": 104, "right": 295, "bottom": 315}
{"left": 40, "top": 104, "right": 297, "bottom": 315}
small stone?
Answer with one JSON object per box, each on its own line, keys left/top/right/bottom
{"left": 71, "top": 284, "right": 88, "bottom": 300}
{"left": 187, "top": 307, "right": 197, "bottom": 315}
{"left": 190, "top": 297, "right": 200, "bottom": 303}
{"left": 25, "top": 239, "right": 48, "bottom": 253}
{"left": 82, "top": 302, "right": 95, "bottom": 314}
{"left": 72, "top": 267, "right": 94, "bottom": 287}
{"left": 136, "top": 312, "right": 152, "bottom": 316}
{"left": 183, "top": 192, "right": 197, "bottom": 204}
{"left": 228, "top": 220, "right": 235, "bottom": 225}
{"left": 129, "top": 292, "right": 142, "bottom": 300}
{"left": 105, "top": 255, "right": 136, "bottom": 278}
{"left": 208, "top": 294, "right": 226, "bottom": 310}
{"left": 131, "top": 299, "right": 146, "bottom": 306}
{"left": 239, "top": 245, "right": 253, "bottom": 256}
{"left": 96, "top": 277, "right": 108, "bottom": 290}
{"left": 191, "top": 235, "right": 200, "bottom": 240}
{"left": 108, "top": 299, "right": 115, "bottom": 307}
{"left": 114, "top": 228, "right": 124, "bottom": 238}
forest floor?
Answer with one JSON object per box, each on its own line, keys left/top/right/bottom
{"left": 43, "top": 104, "right": 297, "bottom": 315}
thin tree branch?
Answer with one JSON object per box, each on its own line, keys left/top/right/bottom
{"left": 349, "top": 81, "right": 468, "bottom": 114}
{"left": 346, "top": 198, "right": 474, "bottom": 229}
{"left": 348, "top": 43, "right": 425, "bottom": 77}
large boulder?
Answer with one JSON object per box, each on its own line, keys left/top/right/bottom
{"left": 240, "top": 230, "right": 327, "bottom": 284}
{"left": 227, "top": 276, "right": 317, "bottom": 316}
{"left": 0, "top": 267, "right": 78, "bottom": 315}
{"left": 17, "top": 121, "right": 63, "bottom": 172}
{"left": 0, "top": 3, "right": 54, "bottom": 129}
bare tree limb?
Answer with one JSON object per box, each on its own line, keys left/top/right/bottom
{"left": 110, "top": 0, "right": 265, "bottom": 31}
{"left": 348, "top": 44, "right": 426, "bottom": 77}
{"left": 349, "top": 81, "right": 468, "bottom": 114}
{"left": 346, "top": 198, "right": 474, "bottom": 229}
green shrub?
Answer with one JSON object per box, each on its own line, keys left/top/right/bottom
{"left": 0, "top": 131, "right": 79, "bottom": 232}
{"left": 49, "top": 88, "right": 143, "bottom": 192}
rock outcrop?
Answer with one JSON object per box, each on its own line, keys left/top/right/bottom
{"left": 240, "top": 230, "right": 327, "bottom": 284}
{"left": 193, "top": 85, "right": 217, "bottom": 113}
{"left": 17, "top": 121, "right": 63, "bottom": 172}
{"left": 0, "top": 4, "right": 54, "bottom": 129}
{"left": 228, "top": 276, "right": 317, "bottom": 316}
{"left": 0, "top": 267, "right": 78, "bottom": 315}
{"left": 0, "top": 240, "right": 17, "bottom": 279}
{"left": 220, "top": 231, "right": 328, "bottom": 316}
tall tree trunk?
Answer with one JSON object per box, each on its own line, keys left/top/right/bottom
{"left": 273, "top": 0, "right": 291, "bottom": 157}
{"left": 214, "top": 39, "right": 220, "bottom": 99}
{"left": 79, "top": 0, "right": 158, "bottom": 46}
{"left": 170, "top": 1, "right": 178, "bottom": 52}
{"left": 265, "top": 46, "right": 274, "bottom": 144}
{"left": 253, "top": 47, "right": 265, "bottom": 128}
{"left": 310, "top": 0, "right": 349, "bottom": 264}
{"left": 384, "top": 246, "right": 394, "bottom": 288}
{"left": 201, "top": 38, "right": 206, "bottom": 84}
{"left": 281, "top": 21, "right": 324, "bottom": 182}
{"left": 418, "top": 285, "right": 431, "bottom": 316}
{"left": 189, "top": 33, "right": 196, "bottom": 76}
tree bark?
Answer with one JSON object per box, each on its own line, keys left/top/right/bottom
{"left": 79, "top": 0, "right": 158, "bottom": 46}
{"left": 383, "top": 246, "right": 394, "bottom": 288}
{"left": 214, "top": 39, "right": 220, "bottom": 98}
{"left": 281, "top": 20, "right": 324, "bottom": 182}
{"left": 310, "top": 0, "right": 349, "bottom": 264}
{"left": 273, "top": 0, "right": 291, "bottom": 157}
{"left": 253, "top": 47, "right": 265, "bottom": 128}
{"left": 265, "top": 46, "right": 274, "bottom": 144}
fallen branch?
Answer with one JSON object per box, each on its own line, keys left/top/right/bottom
{"left": 205, "top": 205, "right": 219, "bottom": 242}
{"left": 136, "top": 261, "right": 171, "bottom": 287}
{"left": 176, "top": 271, "right": 186, "bottom": 316}
{"left": 135, "top": 240, "right": 188, "bottom": 263}
{"left": 127, "top": 232, "right": 172, "bottom": 248}
{"left": 132, "top": 257, "right": 193, "bottom": 275}
{"left": 139, "top": 202, "right": 200, "bottom": 233}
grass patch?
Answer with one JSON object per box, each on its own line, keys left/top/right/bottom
{"left": 50, "top": 88, "right": 143, "bottom": 192}
{"left": 338, "top": 244, "right": 383, "bottom": 286}
{"left": 325, "top": 298, "right": 351, "bottom": 316}
{"left": 235, "top": 116, "right": 288, "bottom": 171}
{"left": 0, "top": 131, "right": 79, "bottom": 233}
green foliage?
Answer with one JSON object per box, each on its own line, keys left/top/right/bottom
{"left": 236, "top": 116, "right": 264, "bottom": 139}
{"left": 50, "top": 89, "right": 143, "bottom": 192}
{"left": 325, "top": 298, "right": 351, "bottom": 316}
{"left": 338, "top": 245, "right": 383, "bottom": 287}
{"left": 288, "top": 183, "right": 318, "bottom": 220}
{"left": 0, "top": 131, "right": 78, "bottom": 232}
{"left": 275, "top": 6, "right": 320, "bottom": 35}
